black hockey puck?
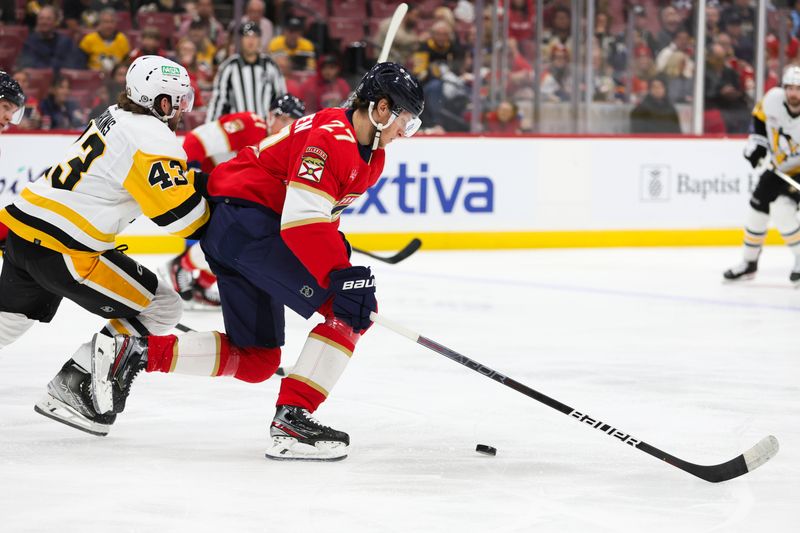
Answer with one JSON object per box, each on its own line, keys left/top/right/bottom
{"left": 476, "top": 444, "right": 497, "bottom": 456}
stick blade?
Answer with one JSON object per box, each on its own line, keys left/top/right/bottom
{"left": 742, "top": 434, "right": 780, "bottom": 474}
{"left": 694, "top": 435, "right": 779, "bottom": 483}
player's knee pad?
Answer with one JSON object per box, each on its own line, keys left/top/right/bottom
{"left": 232, "top": 346, "right": 281, "bottom": 383}
{"left": 0, "top": 311, "right": 36, "bottom": 350}
{"left": 138, "top": 281, "right": 183, "bottom": 334}
{"left": 771, "top": 196, "right": 800, "bottom": 235}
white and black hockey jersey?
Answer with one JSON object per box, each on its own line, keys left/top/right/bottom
{"left": 0, "top": 105, "right": 210, "bottom": 255}
{"left": 753, "top": 87, "right": 800, "bottom": 176}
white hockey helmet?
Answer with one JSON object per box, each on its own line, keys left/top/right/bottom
{"left": 782, "top": 65, "right": 800, "bottom": 87}
{"left": 125, "top": 55, "right": 194, "bottom": 121}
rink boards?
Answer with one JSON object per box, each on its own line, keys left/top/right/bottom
{"left": 0, "top": 132, "right": 776, "bottom": 252}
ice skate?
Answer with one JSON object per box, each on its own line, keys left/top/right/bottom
{"left": 158, "top": 252, "right": 195, "bottom": 302}
{"left": 90, "top": 333, "right": 148, "bottom": 415}
{"left": 34, "top": 360, "right": 116, "bottom": 436}
{"left": 265, "top": 405, "right": 349, "bottom": 461}
{"left": 186, "top": 280, "right": 221, "bottom": 311}
{"left": 791, "top": 257, "right": 800, "bottom": 286}
{"left": 723, "top": 260, "right": 758, "bottom": 282}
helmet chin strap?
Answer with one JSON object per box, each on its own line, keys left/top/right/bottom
{"left": 367, "top": 101, "right": 398, "bottom": 151}
{"left": 150, "top": 95, "right": 177, "bottom": 123}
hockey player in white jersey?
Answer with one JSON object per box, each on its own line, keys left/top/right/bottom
{"left": 724, "top": 66, "right": 800, "bottom": 284}
{"left": 0, "top": 56, "right": 210, "bottom": 436}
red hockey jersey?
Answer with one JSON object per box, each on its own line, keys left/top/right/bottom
{"left": 183, "top": 112, "right": 268, "bottom": 174}
{"left": 207, "top": 107, "right": 386, "bottom": 286}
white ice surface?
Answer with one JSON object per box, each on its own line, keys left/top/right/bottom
{"left": 1, "top": 247, "right": 798, "bottom": 532}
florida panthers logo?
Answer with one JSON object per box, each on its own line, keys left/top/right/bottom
{"left": 297, "top": 146, "right": 328, "bottom": 182}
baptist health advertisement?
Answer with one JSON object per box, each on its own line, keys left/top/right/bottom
{"left": 0, "top": 133, "right": 770, "bottom": 252}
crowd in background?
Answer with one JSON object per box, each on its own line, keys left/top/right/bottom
{"left": 1, "top": 0, "right": 799, "bottom": 135}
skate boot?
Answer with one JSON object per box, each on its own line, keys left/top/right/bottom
{"left": 187, "top": 277, "right": 221, "bottom": 310}
{"left": 90, "top": 333, "right": 148, "bottom": 415}
{"left": 265, "top": 405, "right": 349, "bottom": 461}
{"left": 791, "top": 257, "right": 800, "bottom": 285}
{"left": 159, "top": 251, "right": 195, "bottom": 301}
{"left": 34, "top": 359, "right": 116, "bottom": 436}
{"left": 723, "top": 260, "right": 758, "bottom": 281}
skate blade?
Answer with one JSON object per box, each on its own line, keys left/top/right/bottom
{"left": 90, "top": 332, "right": 115, "bottom": 414}
{"left": 722, "top": 273, "right": 756, "bottom": 283}
{"left": 34, "top": 395, "right": 109, "bottom": 437}
{"left": 265, "top": 437, "right": 348, "bottom": 462}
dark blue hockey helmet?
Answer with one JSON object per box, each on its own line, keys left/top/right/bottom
{"left": 354, "top": 62, "right": 424, "bottom": 135}
{"left": 270, "top": 94, "right": 306, "bottom": 119}
{"left": 0, "top": 70, "right": 25, "bottom": 125}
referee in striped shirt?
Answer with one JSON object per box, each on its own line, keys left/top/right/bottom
{"left": 206, "top": 21, "right": 287, "bottom": 122}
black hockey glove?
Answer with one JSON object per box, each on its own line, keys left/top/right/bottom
{"left": 743, "top": 134, "right": 768, "bottom": 169}
{"left": 329, "top": 266, "right": 377, "bottom": 333}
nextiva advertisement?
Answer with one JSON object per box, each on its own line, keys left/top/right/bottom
{"left": 0, "top": 133, "right": 760, "bottom": 236}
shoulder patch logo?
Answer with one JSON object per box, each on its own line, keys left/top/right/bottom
{"left": 305, "top": 146, "right": 328, "bottom": 161}
{"left": 223, "top": 119, "right": 245, "bottom": 134}
{"left": 297, "top": 147, "right": 328, "bottom": 182}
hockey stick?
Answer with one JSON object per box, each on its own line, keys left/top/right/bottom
{"left": 771, "top": 166, "right": 800, "bottom": 190}
{"left": 370, "top": 312, "right": 779, "bottom": 483}
{"left": 378, "top": 3, "right": 408, "bottom": 63}
{"left": 353, "top": 238, "right": 422, "bottom": 264}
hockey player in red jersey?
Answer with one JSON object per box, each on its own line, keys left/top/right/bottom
{"left": 89, "top": 63, "right": 424, "bottom": 461}
{"left": 165, "top": 94, "right": 307, "bottom": 308}
{"left": 182, "top": 94, "right": 306, "bottom": 174}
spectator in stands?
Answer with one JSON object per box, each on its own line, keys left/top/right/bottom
{"left": 128, "top": 26, "right": 169, "bottom": 63}
{"left": 269, "top": 17, "right": 316, "bottom": 72}
{"left": 594, "top": 11, "right": 626, "bottom": 75}
{"left": 705, "top": 4, "right": 722, "bottom": 46}
{"left": 206, "top": 21, "right": 286, "bottom": 122}
{"left": 38, "top": 76, "right": 84, "bottom": 130}
{"left": 715, "top": 32, "right": 754, "bottom": 96}
{"left": 630, "top": 76, "right": 681, "bottom": 134}
{"left": 272, "top": 54, "right": 302, "bottom": 96}
{"left": 376, "top": 2, "right": 421, "bottom": 65}
{"left": 509, "top": 0, "right": 535, "bottom": 44}
{"left": 176, "top": 38, "right": 214, "bottom": 91}
{"left": 661, "top": 50, "right": 693, "bottom": 104}
{"left": 591, "top": 46, "right": 617, "bottom": 102}
{"left": 705, "top": 42, "right": 749, "bottom": 133}
{"left": 412, "top": 20, "right": 465, "bottom": 84}
{"left": 186, "top": 16, "right": 218, "bottom": 74}
{"left": 235, "top": 0, "right": 274, "bottom": 51}
{"left": 545, "top": 5, "right": 572, "bottom": 49}
{"left": 540, "top": 43, "right": 572, "bottom": 102}
{"left": 723, "top": 14, "right": 753, "bottom": 64}
{"left": 179, "top": 0, "right": 225, "bottom": 47}
{"left": 299, "top": 54, "right": 351, "bottom": 113}
{"left": 655, "top": 28, "right": 693, "bottom": 73}
{"left": 17, "top": 5, "right": 85, "bottom": 71}
{"left": 483, "top": 100, "right": 521, "bottom": 133}
{"left": 10, "top": 70, "right": 41, "bottom": 130}
{"left": 721, "top": 0, "right": 754, "bottom": 39}
{"left": 632, "top": 5, "right": 657, "bottom": 58}
{"left": 87, "top": 83, "right": 111, "bottom": 120}
{"left": 630, "top": 45, "right": 657, "bottom": 103}
{"left": 652, "top": 5, "right": 683, "bottom": 55}
{"left": 138, "top": 0, "right": 182, "bottom": 14}
{"left": 79, "top": 8, "right": 131, "bottom": 73}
